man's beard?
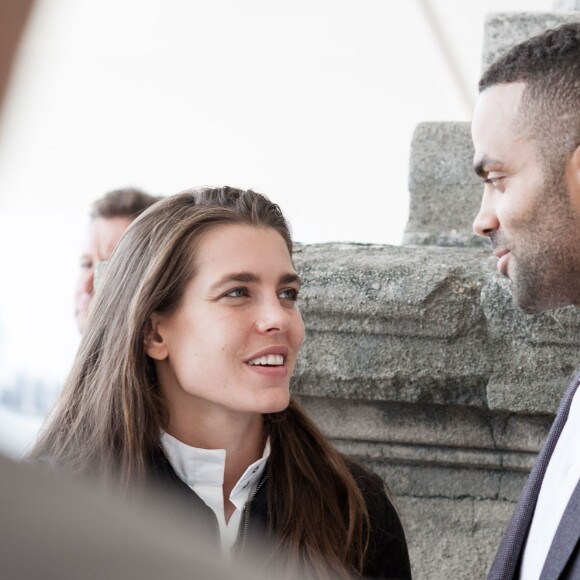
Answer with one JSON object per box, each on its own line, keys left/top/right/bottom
{"left": 507, "top": 174, "right": 579, "bottom": 314}
{"left": 512, "top": 253, "right": 566, "bottom": 313}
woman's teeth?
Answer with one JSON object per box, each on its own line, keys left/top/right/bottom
{"left": 248, "top": 354, "right": 284, "bottom": 366}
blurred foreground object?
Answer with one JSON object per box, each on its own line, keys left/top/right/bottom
{"left": 1, "top": 452, "right": 251, "bottom": 580}
{"left": 0, "top": 0, "right": 34, "bottom": 113}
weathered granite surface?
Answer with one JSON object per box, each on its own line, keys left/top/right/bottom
{"left": 399, "top": 497, "right": 515, "bottom": 580}
{"left": 404, "top": 122, "right": 483, "bottom": 248}
{"left": 292, "top": 242, "right": 579, "bottom": 579}
{"left": 403, "top": 122, "right": 485, "bottom": 247}
{"left": 295, "top": 244, "right": 580, "bottom": 415}
{"left": 482, "top": 12, "right": 580, "bottom": 72}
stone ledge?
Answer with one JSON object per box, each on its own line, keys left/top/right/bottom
{"left": 294, "top": 243, "right": 580, "bottom": 414}
{"left": 403, "top": 231, "right": 483, "bottom": 248}
{"left": 299, "top": 397, "right": 552, "bottom": 453}
{"left": 299, "top": 396, "right": 541, "bottom": 502}
{"left": 362, "top": 460, "right": 527, "bottom": 503}
{"left": 295, "top": 243, "right": 490, "bottom": 338}
{"left": 336, "top": 440, "right": 536, "bottom": 473}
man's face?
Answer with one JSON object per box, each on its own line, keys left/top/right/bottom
{"left": 75, "top": 216, "right": 133, "bottom": 332}
{"left": 472, "top": 82, "right": 580, "bottom": 313}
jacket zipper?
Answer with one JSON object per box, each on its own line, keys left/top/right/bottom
{"left": 236, "top": 474, "right": 268, "bottom": 555}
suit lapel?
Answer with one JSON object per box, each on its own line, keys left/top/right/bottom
{"left": 488, "top": 375, "right": 580, "bottom": 580}
{"left": 488, "top": 439, "right": 559, "bottom": 579}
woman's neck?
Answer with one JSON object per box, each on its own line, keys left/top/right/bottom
{"left": 165, "top": 407, "right": 266, "bottom": 511}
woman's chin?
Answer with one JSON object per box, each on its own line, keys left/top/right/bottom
{"left": 255, "top": 390, "right": 291, "bottom": 415}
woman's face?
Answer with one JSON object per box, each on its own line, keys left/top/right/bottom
{"left": 146, "top": 224, "right": 305, "bottom": 421}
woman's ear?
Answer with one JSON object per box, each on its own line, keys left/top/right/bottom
{"left": 143, "top": 314, "right": 169, "bottom": 361}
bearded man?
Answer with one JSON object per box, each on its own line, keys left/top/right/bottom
{"left": 472, "top": 22, "right": 580, "bottom": 580}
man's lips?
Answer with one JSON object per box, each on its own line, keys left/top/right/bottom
{"left": 494, "top": 248, "right": 511, "bottom": 276}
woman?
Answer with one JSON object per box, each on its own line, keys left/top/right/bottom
{"left": 33, "top": 187, "right": 411, "bottom": 579}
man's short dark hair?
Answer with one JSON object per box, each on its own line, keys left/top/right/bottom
{"left": 91, "top": 187, "right": 162, "bottom": 220}
{"left": 479, "top": 23, "right": 580, "bottom": 176}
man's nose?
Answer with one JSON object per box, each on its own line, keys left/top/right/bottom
{"left": 473, "top": 191, "right": 499, "bottom": 238}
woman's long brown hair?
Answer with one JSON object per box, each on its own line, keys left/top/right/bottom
{"left": 32, "top": 187, "right": 369, "bottom": 578}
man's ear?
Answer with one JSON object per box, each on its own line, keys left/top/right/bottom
{"left": 143, "top": 314, "right": 168, "bottom": 361}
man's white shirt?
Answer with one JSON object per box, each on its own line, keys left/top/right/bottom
{"left": 520, "top": 387, "right": 580, "bottom": 579}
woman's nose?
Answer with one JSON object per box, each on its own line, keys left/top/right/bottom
{"left": 255, "top": 298, "right": 290, "bottom": 335}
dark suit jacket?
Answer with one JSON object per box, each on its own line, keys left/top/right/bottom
{"left": 489, "top": 373, "right": 580, "bottom": 580}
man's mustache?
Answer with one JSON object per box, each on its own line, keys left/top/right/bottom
{"left": 490, "top": 231, "right": 508, "bottom": 252}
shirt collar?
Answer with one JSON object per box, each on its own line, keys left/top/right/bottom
{"left": 230, "top": 439, "right": 270, "bottom": 507}
{"left": 160, "top": 431, "right": 270, "bottom": 497}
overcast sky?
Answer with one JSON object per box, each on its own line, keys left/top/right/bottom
{"left": 0, "top": 0, "right": 553, "bottom": 420}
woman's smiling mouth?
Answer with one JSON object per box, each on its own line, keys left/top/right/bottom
{"left": 248, "top": 354, "right": 285, "bottom": 366}
{"left": 244, "top": 347, "right": 289, "bottom": 377}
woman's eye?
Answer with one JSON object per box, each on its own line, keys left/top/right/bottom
{"left": 279, "top": 288, "right": 299, "bottom": 301}
{"left": 225, "top": 287, "right": 249, "bottom": 298}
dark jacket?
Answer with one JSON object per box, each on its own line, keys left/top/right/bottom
{"left": 147, "top": 447, "right": 411, "bottom": 579}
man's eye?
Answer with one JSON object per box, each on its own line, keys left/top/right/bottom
{"left": 279, "top": 288, "right": 299, "bottom": 301}
{"left": 484, "top": 176, "right": 505, "bottom": 190}
{"left": 80, "top": 261, "right": 92, "bottom": 270}
{"left": 225, "top": 287, "right": 249, "bottom": 298}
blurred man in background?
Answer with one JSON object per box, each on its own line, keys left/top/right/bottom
{"left": 75, "top": 187, "right": 161, "bottom": 332}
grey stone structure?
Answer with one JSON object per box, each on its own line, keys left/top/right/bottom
{"left": 482, "top": 11, "right": 580, "bottom": 72}
{"left": 404, "top": 122, "right": 484, "bottom": 248}
{"left": 293, "top": 6, "right": 580, "bottom": 579}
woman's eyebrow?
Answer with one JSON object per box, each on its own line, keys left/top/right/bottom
{"left": 280, "top": 273, "right": 302, "bottom": 286}
{"left": 210, "top": 272, "right": 258, "bottom": 290}
{"left": 210, "top": 271, "right": 302, "bottom": 291}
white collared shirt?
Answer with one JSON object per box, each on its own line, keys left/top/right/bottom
{"left": 520, "top": 387, "right": 580, "bottom": 579}
{"left": 160, "top": 432, "right": 269, "bottom": 556}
